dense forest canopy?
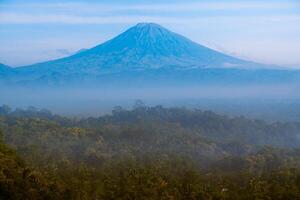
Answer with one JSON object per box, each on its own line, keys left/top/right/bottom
{"left": 1, "top": 104, "right": 300, "bottom": 199}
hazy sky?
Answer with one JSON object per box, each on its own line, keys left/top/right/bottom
{"left": 0, "top": 0, "right": 300, "bottom": 68}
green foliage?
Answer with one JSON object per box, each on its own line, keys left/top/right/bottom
{"left": 1, "top": 105, "right": 300, "bottom": 199}
{"left": 0, "top": 135, "right": 65, "bottom": 199}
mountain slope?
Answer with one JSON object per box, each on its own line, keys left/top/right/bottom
{"left": 0, "top": 64, "right": 15, "bottom": 81}
{"left": 0, "top": 63, "right": 12, "bottom": 73}
{"left": 2, "top": 23, "right": 299, "bottom": 87}
{"left": 16, "top": 23, "right": 263, "bottom": 78}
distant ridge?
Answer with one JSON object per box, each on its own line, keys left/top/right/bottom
{"left": 0, "top": 63, "right": 13, "bottom": 74}
{"left": 0, "top": 63, "right": 10, "bottom": 69}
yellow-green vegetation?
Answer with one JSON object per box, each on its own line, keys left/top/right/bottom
{"left": 1, "top": 105, "right": 300, "bottom": 199}
{"left": 0, "top": 130, "right": 66, "bottom": 199}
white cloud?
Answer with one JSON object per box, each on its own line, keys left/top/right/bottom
{"left": 1, "top": 12, "right": 300, "bottom": 24}
{"left": 1, "top": 1, "right": 299, "bottom": 24}
{"left": 2, "top": 1, "right": 299, "bottom": 12}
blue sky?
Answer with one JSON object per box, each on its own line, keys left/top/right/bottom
{"left": 0, "top": 0, "right": 300, "bottom": 68}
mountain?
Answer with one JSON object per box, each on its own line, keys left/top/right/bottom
{"left": 16, "top": 23, "right": 264, "bottom": 76}
{"left": 0, "top": 64, "right": 16, "bottom": 85}
{"left": 0, "top": 63, "right": 15, "bottom": 77}
{"left": 1, "top": 23, "right": 299, "bottom": 86}
{"left": 0, "top": 63, "right": 11, "bottom": 72}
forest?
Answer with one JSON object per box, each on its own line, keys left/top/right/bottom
{"left": 1, "top": 103, "right": 300, "bottom": 199}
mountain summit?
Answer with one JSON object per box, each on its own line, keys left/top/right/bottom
{"left": 17, "top": 23, "right": 261, "bottom": 77}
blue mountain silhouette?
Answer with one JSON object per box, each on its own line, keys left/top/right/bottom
{"left": 1, "top": 23, "right": 299, "bottom": 86}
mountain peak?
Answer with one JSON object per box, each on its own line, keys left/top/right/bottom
{"left": 17, "top": 23, "right": 260, "bottom": 75}
{"left": 122, "top": 22, "right": 172, "bottom": 41}
{"left": 95, "top": 22, "right": 208, "bottom": 58}
{"left": 135, "top": 22, "right": 162, "bottom": 28}
{"left": 132, "top": 23, "right": 166, "bottom": 32}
